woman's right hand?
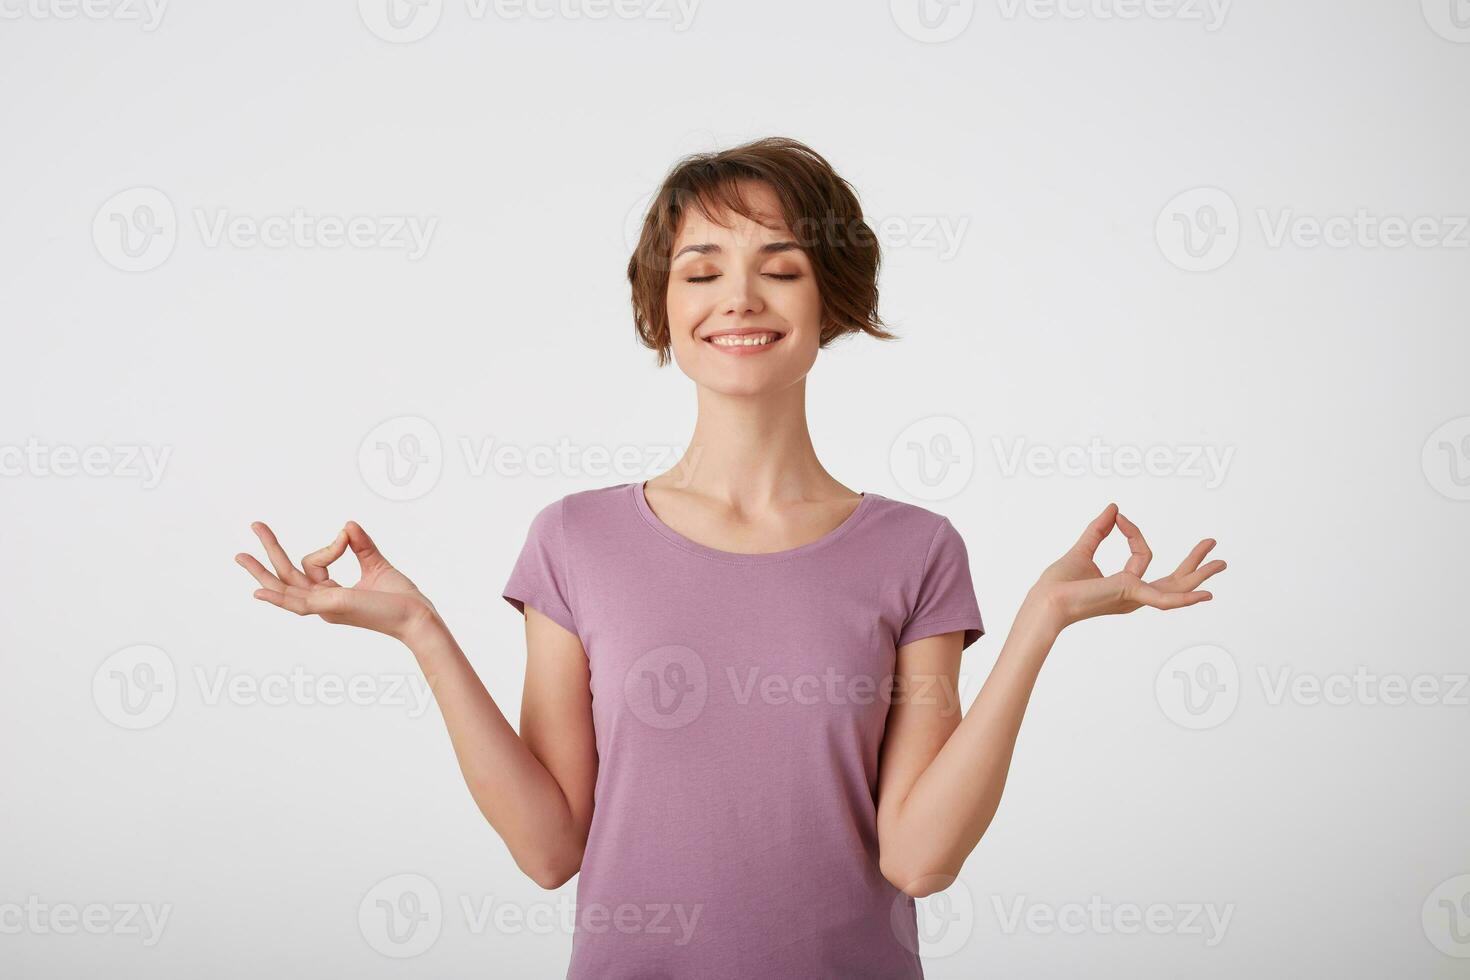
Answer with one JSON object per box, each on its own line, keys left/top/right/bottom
{"left": 236, "top": 521, "right": 440, "bottom": 642}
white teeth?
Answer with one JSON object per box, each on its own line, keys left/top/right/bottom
{"left": 709, "top": 333, "right": 778, "bottom": 347}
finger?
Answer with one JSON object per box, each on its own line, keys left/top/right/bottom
{"left": 253, "top": 588, "right": 300, "bottom": 613}
{"left": 302, "top": 528, "right": 349, "bottom": 585}
{"left": 1172, "top": 538, "right": 1217, "bottom": 577}
{"left": 236, "top": 553, "right": 285, "bottom": 591}
{"left": 253, "top": 585, "right": 353, "bottom": 618}
{"left": 344, "top": 521, "right": 389, "bottom": 573}
{"left": 1125, "top": 578, "right": 1212, "bottom": 610}
{"left": 283, "top": 584, "right": 355, "bottom": 617}
{"left": 1180, "top": 559, "right": 1227, "bottom": 591}
{"left": 1113, "top": 511, "right": 1153, "bottom": 578}
{"left": 251, "top": 522, "right": 309, "bottom": 587}
{"left": 1071, "top": 503, "right": 1119, "bottom": 558}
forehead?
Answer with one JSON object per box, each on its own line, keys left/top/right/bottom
{"left": 672, "top": 181, "right": 794, "bottom": 245}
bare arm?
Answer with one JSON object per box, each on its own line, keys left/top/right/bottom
{"left": 876, "top": 504, "right": 1227, "bottom": 897}
{"left": 236, "top": 520, "right": 597, "bottom": 890}
{"left": 402, "top": 608, "right": 596, "bottom": 888}
{"left": 874, "top": 608, "right": 1053, "bottom": 898}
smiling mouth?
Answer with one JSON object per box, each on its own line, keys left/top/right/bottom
{"left": 703, "top": 331, "right": 785, "bottom": 351}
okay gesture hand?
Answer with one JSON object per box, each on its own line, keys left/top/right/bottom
{"left": 235, "top": 521, "right": 439, "bottom": 641}
{"left": 1030, "top": 503, "right": 1226, "bottom": 630}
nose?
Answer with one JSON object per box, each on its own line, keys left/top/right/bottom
{"left": 721, "top": 270, "right": 765, "bottom": 318}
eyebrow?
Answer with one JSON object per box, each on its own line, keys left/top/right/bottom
{"left": 671, "top": 241, "right": 802, "bottom": 261}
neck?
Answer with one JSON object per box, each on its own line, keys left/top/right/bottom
{"left": 660, "top": 378, "right": 850, "bottom": 507}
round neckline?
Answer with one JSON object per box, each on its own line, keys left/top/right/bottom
{"left": 630, "top": 480, "right": 877, "bottom": 565}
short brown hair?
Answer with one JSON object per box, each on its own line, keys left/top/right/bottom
{"left": 627, "top": 136, "right": 896, "bottom": 366}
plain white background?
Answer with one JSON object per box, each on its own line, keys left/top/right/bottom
{"left": 2, "top": 0, "right": 1467, "bottom": 976}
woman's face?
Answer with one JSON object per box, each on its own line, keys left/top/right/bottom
{"left": 665, "top": 181, "right": 823, "bottom": 395}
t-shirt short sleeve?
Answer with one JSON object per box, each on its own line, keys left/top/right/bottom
{"left": 502, "top": 497, "right": 579, "bottom": 638}
{"left": 897, "top": 517, "right": 985, "bottom": 651}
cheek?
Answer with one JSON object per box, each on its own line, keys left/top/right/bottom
{"left": 665, "top": 283, "right": 709, "bottom": 332}
{"left": 777, "top": 278, "right": 824, "bottom": 326}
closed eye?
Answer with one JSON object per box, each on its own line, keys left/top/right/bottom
{"left": 683, "top": 273, "right": 803, "bottom": 283}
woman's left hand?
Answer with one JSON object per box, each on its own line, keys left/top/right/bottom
{"left": 1027, "top": 503, "right": 1226, "bottom": 632}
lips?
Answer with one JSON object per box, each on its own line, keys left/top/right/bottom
{"left": 702, "top": 329, "right": 786, "bottom": 351}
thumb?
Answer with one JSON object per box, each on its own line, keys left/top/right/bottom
{"left": 344, "top": 521, "right": 390, "bottom": 573}
{"left": 1070, "top": 503, "right": 1119, "bottom": 558}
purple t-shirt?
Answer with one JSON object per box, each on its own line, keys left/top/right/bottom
{"left": 501, "top": 481, "right": 984, "bottom": 979}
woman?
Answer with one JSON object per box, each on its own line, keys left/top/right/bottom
{"left": 235, "top": 137, "right": 1226, "bottom": 978}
